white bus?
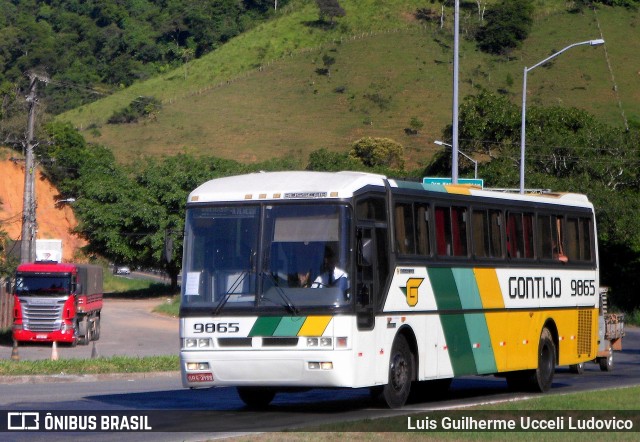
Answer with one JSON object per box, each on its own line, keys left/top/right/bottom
{"left": 179, "top": 171, "right": 599, "bottom": 408}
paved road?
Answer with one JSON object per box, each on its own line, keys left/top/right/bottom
{"left": 0, "top": 330, "right": 638, "bottom": 440}
{"left": 0, "top": 297, "right": 178, "bottom": 361}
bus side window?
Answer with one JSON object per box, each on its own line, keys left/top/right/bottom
{"left": 581, "top": 217, "right": 593, "bottom": 261}
{"left": 507, "top": 212, "right": 534, "bottom": 259}
{"left": 451, "top": 206, "right": 468, "bottom": 256}
{"left": 490, "top": 210, "right": 503, "bottom": 258}
{"left": 472, "top": 209, "right": 503, "bottom": 258}
{"left": 538, "top": 215, "right": 552, "bottom": 259}
{"left": 472, "top": 209, "right": 489, "bottom": 258}
{"left": 416, "top": 203, "right": 430, "bottom": 256}
{"left": 394, "top": 202, "right": 415, "bottom": 255}
{"left": 566, "top": 217, "right": 580, "bottom": 261}
{"left": 435, "top": 206, "right": 452, "bottom": 256}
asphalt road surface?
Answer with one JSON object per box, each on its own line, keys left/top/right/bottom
{"left": 0, "top": 298, "right": 638, "bottom": 441}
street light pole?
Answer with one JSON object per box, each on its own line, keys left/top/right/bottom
{"left": 452, "top": 0, "right": 460, "bottom": 184}
{"left": 435, "top": 140, "right": 478, "bottom": 179}
{"left": 519, "top": 38, "right": 605, "bottom": 194}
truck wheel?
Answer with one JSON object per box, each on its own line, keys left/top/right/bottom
{"left": 598, "top": 347, "right": 613, "bottom": 372}
{"left": 237, "top": 387, "right": 276, "bottom": 409}
{"left": 91, "top": 317, "right": 101, "bottom": 341}
{"left": 382, "top": 335, "right": 413, "bottom": 408}
{"left": 569, "top": 362, "right": 584, "bottom": 374}
{"left": 77, "top": 318, "right": 89, "bottom": 346}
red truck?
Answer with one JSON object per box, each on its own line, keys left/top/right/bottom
{"left": 13, "top": 262, "right": 103, "bottom": 346}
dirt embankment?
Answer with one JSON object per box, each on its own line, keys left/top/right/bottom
{"left": 0, "top": 158, "right": 86, "bottom": 261}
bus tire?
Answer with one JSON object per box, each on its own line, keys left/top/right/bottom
{"left": 598, "top": 347, "right": 613, "bottom": 372}
{"left": 237, "top": 387, "right": 276, "bottom": 409}
{"left": 382, "top": 335, "right": 413, "bottom": 408}
{"left": 530, "top": 327, "right": 556, "bottom": 392}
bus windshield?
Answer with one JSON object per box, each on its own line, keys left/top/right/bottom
{"left": 181, "top": 203, "right": 352, "bottom": 312}
{"left": 15, "top": 274, "right": 71, "bottom": 296}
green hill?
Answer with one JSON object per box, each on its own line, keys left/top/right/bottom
{"left": 57, "top": 1, "right": 639, "bottom": 168}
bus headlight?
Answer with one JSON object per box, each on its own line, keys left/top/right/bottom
{"left": 308, "top": 361, "right": 333, "bottom": 370}
{"left": 184, "top": 338, "right": 213, "bottom": 349}
{"left": 307, "top": 337, "right": 333, "bottom": 348}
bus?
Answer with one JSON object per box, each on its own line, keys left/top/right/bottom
{"left": 179, "top": 171, "right": 599, "bottom": 408}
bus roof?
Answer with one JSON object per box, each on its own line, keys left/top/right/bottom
{"left": 188, "top": 171, "right": 593, "bottom": 209}
{"left": 188, "top": 171, "right": 388, "bottom": 203}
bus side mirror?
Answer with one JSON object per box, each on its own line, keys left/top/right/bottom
{"left": 75, "top": 283, "right": 81, "bottom": 294}
{"left": 358, "top": 238, "right": 373, "bottom": 267}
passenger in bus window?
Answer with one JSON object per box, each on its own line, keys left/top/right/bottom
{"left": 552, "top": 240, "right": 569, "bottom": 263}
{"left": 311, "top": 246, "right": 349, "bottom": 291}
{"left": 296, "top": 271, "right": 311, "bottom": 288}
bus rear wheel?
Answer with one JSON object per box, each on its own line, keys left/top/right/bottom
{"left": 382, "top": 335, "right": 413, "bottom": 408}
{"left": 506, "top": 328, "right": 556, "bottom": 392}
{"left": 237, "top": 387, "right": 276, "bottom": 409}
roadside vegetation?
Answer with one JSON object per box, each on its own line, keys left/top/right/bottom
{"left": 0, "top": 355, "right": 178, "bottom": 376}
{"left": 2, "top": 1, "right": 640, "bottom": 320}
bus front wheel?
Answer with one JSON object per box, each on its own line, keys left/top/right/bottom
{"left": 382, "top": 335, "right": 413, "bottom": 408}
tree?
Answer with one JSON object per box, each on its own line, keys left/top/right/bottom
{"left": 441, "top": 90, "right": 640, "bottom": 311}
{"left": 349, "top": 137, "right": 405, "bottom": 170}
{"left": 475, "top": 0, "right": 534, "bottom": 55}
{"left": 315, "top": 0, "right": 346, "bottom": 24}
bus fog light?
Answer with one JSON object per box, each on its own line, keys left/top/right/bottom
{"left": 186, "top": 362, "right": 210, "bottom": 371}
{"left": 306, "top": 338, "right": 318, "bottom": 347}
{"left": 320, "top": 362, "right": 333, "bottom": 370}
{"left": 336, "top": 337, "right": 348, "bottom": 348}
{"left": 320, "top": 337, "right": 332, "bottom": 347}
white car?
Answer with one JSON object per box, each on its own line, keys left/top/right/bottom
{"left": 116, "top": 266, "right": 131, "bottom": 275}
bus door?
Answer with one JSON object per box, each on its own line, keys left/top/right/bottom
{"left": 354, "top": 194, "right": 390, "bottom": 331}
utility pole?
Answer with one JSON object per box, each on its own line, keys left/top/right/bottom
{"left": 20, "top": 74, "right": 44, "bottom": 263}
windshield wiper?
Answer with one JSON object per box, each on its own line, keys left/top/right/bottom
{"left": 213, "top": 270, "right": 250, "bottom": 315}
{"left": 259, "top": 272, "right": 299, "bottom": 315}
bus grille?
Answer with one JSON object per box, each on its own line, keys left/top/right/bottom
{"left": 22, "top": 300, "right": 64, "bottom": 332}
{"left": 577, "top": 310, "right": 593, "bottom": 356}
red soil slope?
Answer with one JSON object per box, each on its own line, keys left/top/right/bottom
{"left": 0, "top": 159, "right": 86, "bottom": 261}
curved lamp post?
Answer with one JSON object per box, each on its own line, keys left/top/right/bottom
{"left": 435, "top": 140, "right": 478, "bottom": 179}
{"left": 519, "top": 39, "right": 605, "bottom": 194}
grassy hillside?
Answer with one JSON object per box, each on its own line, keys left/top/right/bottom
{"left": 58, "top": 1, "right": 639, "bottom": 168}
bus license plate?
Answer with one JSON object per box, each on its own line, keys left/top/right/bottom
{"left": 36, "top": 334, "right": 48, "bottom": 339}
{"left": 187, "top": 373, "right": 213, "bottom": 382}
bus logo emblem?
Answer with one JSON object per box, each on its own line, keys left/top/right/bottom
{"left": 402, "top": 278, "right": 424, "bottom": 307}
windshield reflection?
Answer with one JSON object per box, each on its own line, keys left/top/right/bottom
{"left": 181, "top": 203, "right": 351, "bottom": 312}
